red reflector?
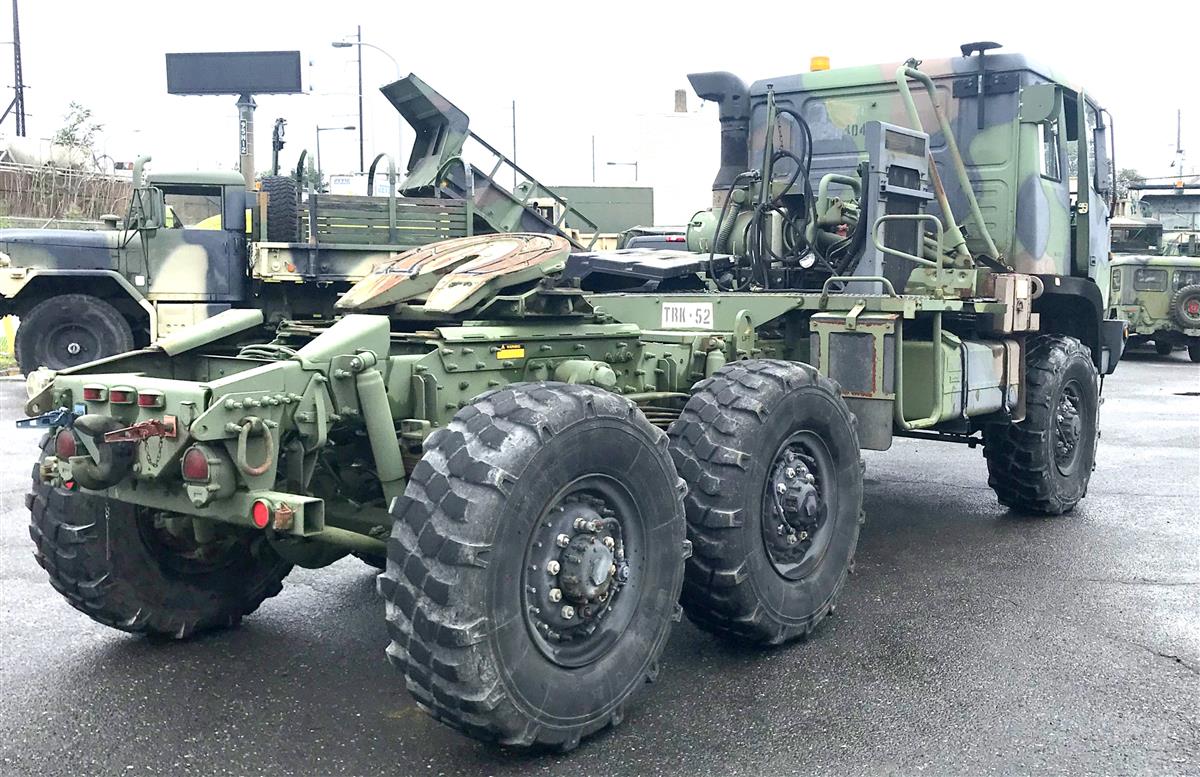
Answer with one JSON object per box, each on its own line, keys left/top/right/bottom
{"left": 82, "top": 386, "right": 105, "bottom": 401}
{"left": 54, "top": 429, "right": 77, "bottom": 459}
{"left": 181, "top": 448, "right": 210, "bottom": 481}
{"left": 109, "top": 389, "right": 134, "bottom": 404}
{"left": 666, "top": 235, "right": 685, "bottom": 242}
{"left": 251, "top": 500, "right": 271, "bottom": 529}
{"left": 137, "top": 391, "right": 164, "bottom": 408}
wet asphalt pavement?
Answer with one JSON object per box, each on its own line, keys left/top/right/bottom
{"left": 1, "top": 350, "right": 1197, "bottom": 776}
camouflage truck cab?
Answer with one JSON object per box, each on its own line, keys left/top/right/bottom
{"left": 0, "top": 165, "right": 251, "bottom": 372}
{"left": 22, "top": 46, "right": 1126, "bottom": 752}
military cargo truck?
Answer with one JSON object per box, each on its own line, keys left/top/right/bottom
{"left": 0, "top": 74, "right": 598, "bottom": 373}
{"left": 22, "top": 45, "right": 1124, "bottom": 750}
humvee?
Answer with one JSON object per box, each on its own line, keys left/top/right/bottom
{"left": 22, "top": 45, "right": 1124, "bottom": 750}
{"left": 1108, "top": 226, "right": 1200, "bottom": 360}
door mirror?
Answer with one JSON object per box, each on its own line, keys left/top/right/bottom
{"left": 129, "top": 187, "right": 165, "bottom": 235}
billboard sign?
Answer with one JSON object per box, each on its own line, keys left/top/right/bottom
{"left": 165, "top": 51, "right": 303, "bottom": 95}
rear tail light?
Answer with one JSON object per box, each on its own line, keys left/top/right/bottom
{"left": 251, "top": 499, "right": 272, "bottom": 529}
{"left": 137, "top": 391, "right": 165, "bottom": 408}
{"left": 181, "top": 447, "right": 210, "bottom": 482}
{"left": 109, "top": 387, "right": 135, "bottom": 404}
{"left": 666, "top": 235, "right": 686, "bottom": 242}
{"left": 82, "top": 385, "right": 107, "bottom": 402}
{"left": 54, "top": 429, "right": 77, "bottom": 459}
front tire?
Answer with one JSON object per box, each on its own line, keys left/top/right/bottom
{"left": 667, "top": 360, "right": 864, "bottom": 646}
{"left": 28, "top": 435, "right": 291, "bottom": 638}
{"left": 1189, "top": 342, "right": 1200, "bottom": 363}
{"left": 380, "top": 383, "right": 687, "bottom": 749}
{"left": 984, "top": 335, "right": 1099, "bottom": 515}
{"left": 1155, "top": 339, "right": 1174, "bottom": 356}
{"left": 16, "top": 293, "right": 134, "bottom": 373}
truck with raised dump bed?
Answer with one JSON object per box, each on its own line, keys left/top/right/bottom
{"left": 22, "top": 43, "right": 1124, "bottom": 751}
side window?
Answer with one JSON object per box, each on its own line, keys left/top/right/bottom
{"left": 1039, "top": 120, "right": 1061, "bottom": 181}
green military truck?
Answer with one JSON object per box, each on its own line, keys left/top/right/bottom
{"left": 0, "top": 74, "right": 597, "bottom": 373}
{"left": 22, "top": 45, "right": 1124, "bottom": 750}
{"left": 1110, "top": 254, "right": 1200, "bottom": 362}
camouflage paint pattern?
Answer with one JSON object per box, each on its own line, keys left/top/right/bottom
{"left": 1108, "top": 252, "right": 1200, "bottom": 337}
{"left": 725, "top": 53, "right": 1111, "bottom": 283}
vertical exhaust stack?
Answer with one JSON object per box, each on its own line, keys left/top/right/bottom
{"left": 687, "top": 72, "right": 750, "bottom": 193}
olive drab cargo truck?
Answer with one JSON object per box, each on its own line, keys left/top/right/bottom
{"left": 0, "top": 73, "right": 598, "bottom": 373}
{"left": 22, "top": 45, "right": 1126, "bottom": 751}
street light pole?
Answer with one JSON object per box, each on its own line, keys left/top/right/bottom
{"left": 333, "top": 36, "right": 404, "bottom": 172}
{"left": 355, "top": 25, "right": 364, "bottom": 173}
{"left": 606, "top": 160, "right": 639, "bottom": 182}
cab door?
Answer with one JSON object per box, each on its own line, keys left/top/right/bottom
{"left": 1065, "top": 91, "right": 1114, "bottom": 302}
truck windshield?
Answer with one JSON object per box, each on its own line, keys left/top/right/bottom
{"left": 1110, "top": 226, "right": 1162, "bottom": 254}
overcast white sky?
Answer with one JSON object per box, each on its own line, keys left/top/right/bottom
{"left": 4, "top": 0, "right": 1198, "bottom": 222}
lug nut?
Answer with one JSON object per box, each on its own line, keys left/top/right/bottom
{"left": 776, "top": 482, "right": 788, "bottom": 494}
{"left": 547, "top": 560, "right": 561, "bottom": 575}
{"left": 785, "top": 467, "right": 796, "bottom": 479}
{"left": 603, "top": 536, "right": 615, "bottom": 550}
{"left": 556, "top": 533, "right": 571, "bottom": 548}
{"left": 574, "top": 517, "right": 588, "bottom": 530}
{"left": 787, "top": 534, "right": 797, "bottom": 545}
{"left": 610, "top": 563, "right": 618, "bottom": 577}
{"left": 561, "top": 605, "right": 575, "bottom": 620}
{"left": 549, "top": 588, "right": 562, "bottom": 602}
{"left": 806, "top": 473, "right": 815, "bottom": 484}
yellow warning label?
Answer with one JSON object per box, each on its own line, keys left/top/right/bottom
{"left": 496, "top": 344, "right": 525, "bottom": 360}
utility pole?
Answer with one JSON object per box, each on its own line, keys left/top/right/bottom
{"left": 356, "top": 25, "right": 364, "bottom": 173}
{"left": 511, "top": 99, "right": 517, "bottom": 189}
{"left": 2, "top": 0, "right": 27, "bottom": 136}
{"left": 591, "top": 135, "right": 596, "bottom": 183}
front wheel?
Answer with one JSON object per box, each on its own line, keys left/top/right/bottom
{"left": 984, "top": 335, "right": 1099, "bottom": 515}
{"left": 16, "top": 293, "right": 134, "bottom": 373}
{"left": 1155, "top": 339, "right": 1174, "bottom": 356}
{"left": 380, "top": 383, "right": 687, "bottom": 750}
{"left": 668, "top": 360, "right": 864, "bottom": 646}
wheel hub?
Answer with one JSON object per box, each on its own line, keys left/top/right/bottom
{"left": 761, "top": 434, "right": 833, "bottom": 579}
{"left": 1054, "top": 386, "right": 1082, "bottom": 472}
{"left": 523, "top": 493, "right": 629, "bottom": 663}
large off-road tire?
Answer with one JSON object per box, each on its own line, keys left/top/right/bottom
{"left": 984, "top": 335, "right": 1099, "bottom": 515}
{"left": 1155, "top": 339, "right": 1174, "bottom": 356}
{"left": 380, "top": 383, "right": 687, "bottom": 750}
{"left": 16, "top": 293, "right": 134, "bottom": 373}
{"left": 28, "top": 434, "right": 291, "bottom": 638}
{"left": 667, "top": 360, "right": 864, "bottom": 646}
{"left": 1170, "top": 283, "right": 1200, "bottom": 329}
{"left": 261, "top": 175, "right": 301, "bottom": 243}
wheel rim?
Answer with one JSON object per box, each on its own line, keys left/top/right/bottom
{"left": 760, "top": 430, "right": 836, "bottom": 580}
{"left": 1053, "top": 380, "right": 1085, "bottom": 476}
{"left": 521, "top": 475, "right": 641, "bottom": 668}
{"left": 45, "top": 321, "right": 102, "bottom": 367}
